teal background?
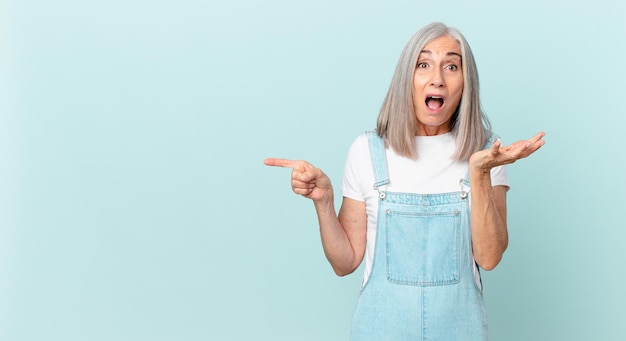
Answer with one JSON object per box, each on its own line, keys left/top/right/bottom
{"left": 2, "top": 0, "right": 625, "bottom": 340}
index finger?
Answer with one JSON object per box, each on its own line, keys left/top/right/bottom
{"left": 264, "top": 158, "right": 297, "bottom": 168}
{"left": 529, "top": 132, "right": 546, "bottom": 143}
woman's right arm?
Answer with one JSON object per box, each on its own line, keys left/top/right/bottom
{"left": 315, "top": 196, "right": 367, "bottom": 276}
{"left": 264, "top": 158, "right": 367, "bottom": 276}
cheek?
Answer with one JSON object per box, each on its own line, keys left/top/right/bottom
{"left": 452, "top": 79, "right": 464, "bottom": 99}
{"left": 412, "top": 80, "right": 425, "bottom": 102}
{"left": 449, "top": 82, "right": 464, "bottom": 110}
{"left": 413, "top": 77, "right": 424, "bottom": 91}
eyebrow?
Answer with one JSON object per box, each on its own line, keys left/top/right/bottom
{"left": 419, "top": 50, "right": 462, "bottom": 58}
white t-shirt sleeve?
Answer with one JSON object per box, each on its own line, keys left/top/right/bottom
{"left": 341, "top": 135, "right": 368, "bottom": 202}
{"left": 490, "top": 165, "right": 509, "bottom": 189}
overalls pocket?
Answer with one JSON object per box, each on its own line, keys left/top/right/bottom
{"left": 385, "top": 208, "right": 461, "bottom": 286}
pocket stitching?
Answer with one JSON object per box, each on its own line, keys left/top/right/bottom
{"left": 385, "top": 210, "right": 461, "bottom": 287}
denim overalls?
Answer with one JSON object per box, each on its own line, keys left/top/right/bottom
{"left": 350, "top": 131, "right": 490, "bottom": 340}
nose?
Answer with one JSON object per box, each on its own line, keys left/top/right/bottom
{"left": 431, "top": 80, "right": 444, "bottom": 87}
{"left": 430, "top": 69, "right": 445, "bottom": 87}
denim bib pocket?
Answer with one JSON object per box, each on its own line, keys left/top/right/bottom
{"left": 385, "top": 207, "right": 461, "bottom": 286}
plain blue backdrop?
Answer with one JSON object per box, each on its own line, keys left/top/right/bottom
{"left": 2, "top": 0, "right": 625, "bottom": 340}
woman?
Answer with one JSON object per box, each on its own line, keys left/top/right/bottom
{"left": 265, "top": 22, "right": 544, "bottom": 340}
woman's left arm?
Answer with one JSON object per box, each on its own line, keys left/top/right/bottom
{"left": 469, "top": 132, "right": 545, "bottom": 270}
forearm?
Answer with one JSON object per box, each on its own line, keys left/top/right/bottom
{"left": 313, "top": 196, "right": 364, "bottom": 276}
{"left": 469, "top": 170, "right": 508, "bottom": 270}
{"left": 264, "top": 158, "right": 367, "bottom": 275}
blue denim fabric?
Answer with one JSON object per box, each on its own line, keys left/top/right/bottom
{"left": 350, "top": 131, "right": 489, "bottom": 340}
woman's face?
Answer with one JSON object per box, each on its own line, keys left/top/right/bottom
{"left": 413, "top": 35, "right": 464, "bottom": 136}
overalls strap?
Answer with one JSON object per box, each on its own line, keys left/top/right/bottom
{"left": 366, "top": 130, "right": 390, "bottom": 190}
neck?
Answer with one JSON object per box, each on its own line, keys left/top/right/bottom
{"left": 417, "top": 125, "right": 450, "bottom": 136}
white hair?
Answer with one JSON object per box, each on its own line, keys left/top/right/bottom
{"left": 376, "top": 22, "right": 491, "bottom": 160}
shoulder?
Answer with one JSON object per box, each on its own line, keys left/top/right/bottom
{"left": 347, "top": 132, "right": 373, "bottom": 155}
{"left": 344, "top": 132, "right": 376, "bottom": 172}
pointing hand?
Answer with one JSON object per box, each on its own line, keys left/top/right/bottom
{"left": 264, "top": 158, "right": 333, "bottom": 202}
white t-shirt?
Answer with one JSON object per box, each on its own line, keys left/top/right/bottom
{"left": 341, "top": 132, "right": 509, "bottom": 285}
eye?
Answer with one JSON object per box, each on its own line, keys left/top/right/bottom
{"left": 416, "top": 62, "right": 428, "bottom": 69}
{"left": 445, "top": 64, "right": 459, "bottom": 71}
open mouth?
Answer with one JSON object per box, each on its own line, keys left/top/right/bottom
{"left": 425, "top": 96, "right": 444, "bottom": 111}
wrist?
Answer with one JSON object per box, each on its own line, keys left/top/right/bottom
{"left": 313, "top": 194, "right": 335, "bottom": 211}
{"left": 469, "top": 154, "right": 493, "bottom": 175}
{"left": 469, "top": 166, "right": 492, "bottom": 185}
{"left": 470, "top": 165, "right": 491, "bottom": 176}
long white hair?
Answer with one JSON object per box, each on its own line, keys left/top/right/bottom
{"left": 376, "top": 22, "right": 491, "bottom": 160}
